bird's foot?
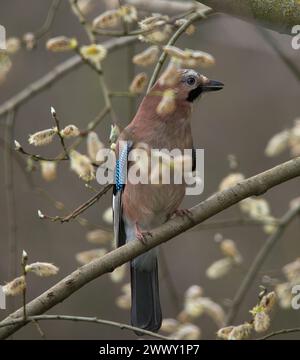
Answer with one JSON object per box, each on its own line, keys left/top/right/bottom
{"left": 135, "top": 223, "right": 152, "bottom": 245}
{"left": 171, "top": 208, "right": 192, "bottom": 218}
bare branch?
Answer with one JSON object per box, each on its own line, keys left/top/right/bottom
{"left": 0, "top": 314, "right": 170, "bottom": 340}
{"left": 147, "top": 9, "right": 211, "bottom": 92}
{"left": 41, "top": 184, "right": 113, "bottom": 222}
{"left": 35, "top": 0, "right": 62, "bottom": 40}
{"left": 198, "top": 0, "right": 300, "bottom": 34}
{"left": 1, "top": 156, "right": 300, "bottom": 339}
{"left": 126, "top": 0, "right": 205, "bottom": 15}
{"left": 258, "top": 327, "right": 300, "bottom": 340}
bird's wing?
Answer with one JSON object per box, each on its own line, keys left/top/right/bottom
{"left": 113, "top": 140, "right": 133, "bottom": 248}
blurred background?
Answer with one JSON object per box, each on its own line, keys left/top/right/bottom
{"left": 0, "top": 0, "right": 299, "bottom": 339}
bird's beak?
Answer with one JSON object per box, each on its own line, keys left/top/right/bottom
{"left": 186, "top": 79, "right": 224, "bottom": 102}
{"left": 202, "top": 79, "right": 224, "bottom": 92}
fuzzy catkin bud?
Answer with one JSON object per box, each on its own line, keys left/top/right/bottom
{"left": 25, "top": 262, "right": 59, "bottom": 277}
{"left": 275, "top": 282, "right": 292, "bottom": 309}
{"left": 92, "top": 10, "right": 120, "bottom": 29}
{"left": 156, "top": 89, "right": 176, "bottom": 116}
{"left": 116, "top": 294, "right": 131, "bottom": 309}
{"left": 110, "top": 264, "right": 126, "bottom": 283}
{"left": 40, "top": 161, "right": 57, "bottom": 182}
{"left": 206, "top": 257, "right": 233, "bottom": 279}
{"left": 175, "top": 19, "right": 196, "bottom": 35}
{"left": 87, "top": 132, "right": 104, "bottom": 162}
{"left": 23, "top": 32, "right": 36, "bottom": 50}
{"left": 260, "top": 291, "right": 276, "bottom": 313}
{"left": 118, "top": 5, "right": 137, "bottom": 23}
{"left": 219, "top": 172, "right": 245, "bottom": 191}
{"left": 28, "top": 128, "right": 58, "bottom": 146}
{"left": 172, "top": 324, "right": 201, "bottom": 340}
{"left": 6, "top": 37, "right": 21, "bottom": 54}
{"left": 46, "top": 36, "right": 77, "bottom": 52}
{"left": 102, "top": 207, "right": 113, "bottom": 224}
{"left": 220, "top": 239, "right": 242, "bottom": 263}
{"left": 86, "top": 229, "right": 113, "bottom": 245}
{"left": 228, "top": 323, "right": 252, "bottom": 340}
{"left": 217, "top": 326, "right": 235, "bottom": 340}
{"left": 132, "top": 46, "right": 159, "bottom": 67}
{"left": 138, "top": 14, "right": 171, "bottom": 43}
{"left": 129, "top": 72, "right": 148, "bottom": 94}
{"left": 60, "top": 125, "right": 80, "bottom": 138}
{"left": 70, "top": 150, "right": 95, "bottom": 182}
{"left": 185, "top": 285, "right": 203, "bottom": 300}
{"left": 283, "top": 258, "right": 300, "bottom": 283}
{"left": 76, "top": 249, "right": 107, "bottom": 265}
{"left": 109, "top": 125, "right": 120, "bottom": 144}
{"left": 163, "top": 46, "right": 215, "bottom": 67}
{"left": 161, "top": 319, "right": 180, "bottom": 333}
{"left": 254, "top": 311, "right": 270, "bottom": 333}
{"left": 2, "top": 276, "right": 26, "bottom": 296}
{"left": 265, "top": 129, "right": 290, "bottom": 157}
{"left": 159, "top": 59, "right": 181, "bottom": 87}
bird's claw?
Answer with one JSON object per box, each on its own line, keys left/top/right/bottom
{"left": 172, "top": 209, "right": 192, "bottom": 218}
{"left": 135, "top": 224, "right": 152, "bottom": 245}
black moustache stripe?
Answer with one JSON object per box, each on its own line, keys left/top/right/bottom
{"left": 186, "top": 85, "right": 203, "bottom": 102}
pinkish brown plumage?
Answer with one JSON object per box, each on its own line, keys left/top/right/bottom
{"left": 113, "top": 68, "right": 223, "bottom": 332}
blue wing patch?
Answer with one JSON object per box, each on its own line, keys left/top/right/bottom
{"left": 115, "top": 141, "right": 133, "bottom": 192}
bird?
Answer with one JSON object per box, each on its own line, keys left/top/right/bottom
{"left": 113, "top": 68, "right": 223, "bottom": 332}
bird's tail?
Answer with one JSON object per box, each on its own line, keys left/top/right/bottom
{"left": 130, "top": 251, "right": 162, "bottom": 333}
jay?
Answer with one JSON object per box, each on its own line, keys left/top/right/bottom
{"left": 113, "top": 69, "right": 223, "bottom": 332}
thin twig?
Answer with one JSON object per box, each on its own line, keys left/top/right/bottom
{"left": 258, "top": 327, "right": 300, "bottom": 340}
{"left": 0, "top": 314, "right": 170, "bottom": 340}
{"left": 41, "top": 184, "right": 113, "bottom": 222}
{"left": 1, "top": 156, "right": 300, "bottom": 339}
{"left": 21, "top": 252, "right": 28, "bottom": 321}
{"left": 51, "top": 107, "right": 69, "bottom": 158}
{"left": 4, "top": 110, "right": 17, "bottom": 314}
{"left": 35, "top": 0, "right": 62, "bottom": 40}
{"left": 15, "top": 145, "right": 68, "bottom": 162}
{"left": 225, "top": 202, "right": 300, "bottom": 326}
{"left": 69, "top": 0, "right": 96, "bottom": 43}
{"left": 147, "top": 9, "right": 211, "bottom": 92}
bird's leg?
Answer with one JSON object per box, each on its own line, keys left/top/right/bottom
{"left": 135, "top": 222, "right": 152, "bottom": 245}
{"left": 171, "top": 209, "right": 192, "bottom": 218}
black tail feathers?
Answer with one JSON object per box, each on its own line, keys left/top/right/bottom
{"left": 130, "top": 258, "right": 162, "bottom": 333}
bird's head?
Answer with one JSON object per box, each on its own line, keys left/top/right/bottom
{"left": 173, "top": 69, "right": 224, "bottom": 102}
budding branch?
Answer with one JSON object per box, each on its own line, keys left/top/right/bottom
{"left": 0, "top": 156, "right": 300, "bottom": 339}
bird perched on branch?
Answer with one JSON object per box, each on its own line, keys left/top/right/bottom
{"left": 113, "top": 69, "right": 223, "bottom": 332}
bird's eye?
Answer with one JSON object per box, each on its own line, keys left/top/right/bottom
{"left": 186, "top": 76, "right": 196, "bottom": 86}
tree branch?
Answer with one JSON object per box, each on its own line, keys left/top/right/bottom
{"left": 258, "top": 327, "right": 300, "bottom": 340}
{"left": 147, "top": 9, "right": 211, "bottom": 92}
{"left": 197, "top": 0, "right": 300, "bottom": 34}
{"left": 0, "top": 314, "right": 169, "bottom": 340}
{"left": 0, "top": 156, "right": 300, "bottom": 339}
